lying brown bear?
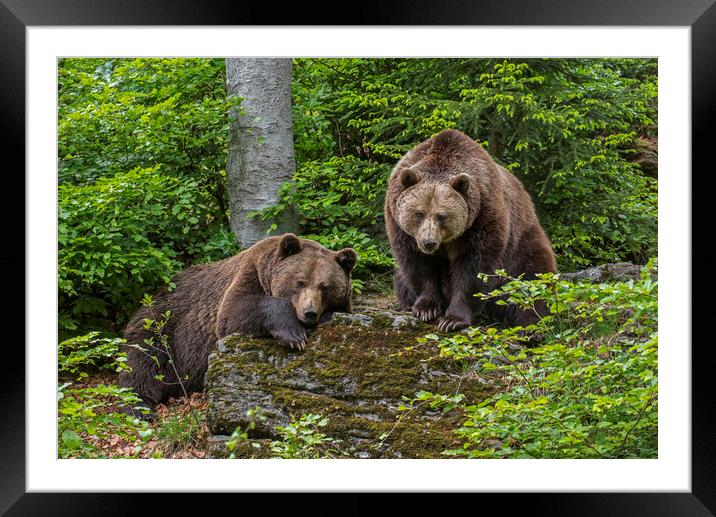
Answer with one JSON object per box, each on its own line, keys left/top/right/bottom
{"left": 119, "top": 234, "right": 357, "bottom": 414}
{"left": 385, "top": 129, "right": 557, "bottom": 332}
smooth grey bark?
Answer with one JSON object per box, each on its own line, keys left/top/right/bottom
{"left": 225, "top": 58, "right": 297, "bottom": 248}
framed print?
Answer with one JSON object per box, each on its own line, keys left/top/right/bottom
{"left": 4, "top": 0, "right": 714, "bottom": 514}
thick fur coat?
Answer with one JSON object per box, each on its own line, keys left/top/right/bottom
{"left": 385, "top": 129, "right": 557, "bottom": 331}
{"left": 119, "top": 234, "right": 356, "bottom": 412}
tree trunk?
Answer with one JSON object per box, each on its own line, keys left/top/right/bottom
{"left": 225, "top": 58, "right": 297, "bottom": 248}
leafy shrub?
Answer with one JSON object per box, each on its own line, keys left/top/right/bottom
{"left": 58, "top": 58, "right": 237, "bottom": 201}
{"left": 269, "top": 413, "right": 342, "bottom": 459}
{"left": 262, "top": 156, "right": 390, "bottom": 233}
{"left": 456, "top": 60, "right": 658, "bottom": 267}
{"left": 227, "top": 410, "right": 342, "bottom": 459}
{"left": 58, "top": 331, "right": 129, "bottom": 380}
{"left": 58, "top": 166, "right": 220, "bottom": 332}
{"left": 192, "top": 226, "right": 241, "bottom": 264}
{"left": 405, "top": 260, "right": 658, "bottom": 459}
{"left": 58, "top": 58, "right": 242, "bottom": 332}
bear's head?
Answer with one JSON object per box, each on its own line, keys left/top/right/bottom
{"left": 394, "top": 168, "right": 472, "bottom": 254}
{"left": 270, "top": 234, "right": 357, "bottom": 326}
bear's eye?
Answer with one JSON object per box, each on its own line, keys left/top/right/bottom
{"left": 436, "top": 214, "right": 447, "bottom": 224}
{"left": 414, "top": 212, "right": 424, "bottom": 221}
{"left": 296, "top": 280, "right": 305, "bottom": 288}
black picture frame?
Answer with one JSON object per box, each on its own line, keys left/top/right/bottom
{"left": 3, "top": 1, "right": 713, "bottom": 514}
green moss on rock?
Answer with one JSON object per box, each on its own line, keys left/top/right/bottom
{"left": 205, "top": 310, "right": 497, "bottom": 458}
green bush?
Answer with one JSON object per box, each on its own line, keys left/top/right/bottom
{"left": 269, "top": 413, "right": 342, "bottom": 459}
{"left": 58, "top": 58, "right": 241, "bottom": 332}
{"left": 58, "top": 58, "right": 236, "bottom": 203}
{"left": 58, "top": 382, "right": 152, "bottom": 458}
{"left": 58, "top": 166, "right": 222, "bottom": 331}
{"left": 58, "top": 331, "right": 129, "bottom": 380}
{"left": 457, "top": 60, "right": 658, "bottom": 267}
{"left": 406, "top": 260, "right": 658, "bottom": 458}
{"left": 226, "top": 410, "right": 342, "bottom": 459}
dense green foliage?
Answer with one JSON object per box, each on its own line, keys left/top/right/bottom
{"left": 405, "top": 261, "right": 658, "bottom": 458}
{"left": 58, "top": 166, "right": 234, "bottom": 331}
{"left": 58, "top": 59, "right": 239, "bottom": 332}
{"left": 59, "top": 58, "right": 235, "bottom": 195}
{"left": 226, "top": 411, "right": 341, "bottom": 459}
{"left": 58, "top": 331, "right": 203, "bottom": 459}
{"left": 58, "top": 331, "right": 128, "bottom": 379}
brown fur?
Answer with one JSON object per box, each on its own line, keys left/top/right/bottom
{"left": 385, "top": 129, "right": 557, "bottom": 331}
{"left": 118, "top": 234, "right": 356, "bottom": 413}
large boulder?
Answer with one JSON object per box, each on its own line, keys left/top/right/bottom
{"left": 205, "top": 310, "right": 497, "bottom": 458}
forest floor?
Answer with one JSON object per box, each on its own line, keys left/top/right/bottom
{"left": 68, "top": 371, "right": 210, "bottom": 459}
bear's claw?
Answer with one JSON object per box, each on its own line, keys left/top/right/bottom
{"left": 411, "top": 296, "right": 444, "bottom": 322}
{"left": 273, "top": 327, "right": 308, "bottom": 352}
{"left": 412, "top": 307, "right": 441, "bottom": 321}
{"left": 437, "top": 315, "right": 471, "bottom": 332}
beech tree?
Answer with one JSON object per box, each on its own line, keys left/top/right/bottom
{"left": 225, "top": 58, "right": 297, "bottom": 248}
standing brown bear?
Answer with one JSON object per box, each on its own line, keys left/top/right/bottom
{"left": 119, "top": 234, "right": 357, "bottom": 414}
{"left": 385, "top": 129, "right": 557, "bottom": 332}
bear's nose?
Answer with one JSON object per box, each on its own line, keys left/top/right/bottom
{"left": 423, "top": 240, "right": 438, "bottom": 252}
{"left": 303, "top": 309, "right": 318, "bottom": 322}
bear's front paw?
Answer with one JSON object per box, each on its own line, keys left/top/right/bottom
{"left": 437, "top": 314, "right": 471, "bottom": 332}
{"left": 272, "top": 326, "right": 308, "bottom": 351}
{"left": 411, "top": 296, "right": 444, "bottom": 322}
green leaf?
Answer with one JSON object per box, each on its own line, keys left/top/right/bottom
{"left": 61, "top": 430, "right": 84, "bottom": 450}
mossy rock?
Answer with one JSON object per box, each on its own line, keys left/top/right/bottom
{"left": 205, "top": 309, "right": 498, "bottom": 458}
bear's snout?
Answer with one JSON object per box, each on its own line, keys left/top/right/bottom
{"left": 295, "top": 287, "right": 323, "bottom": 325}
{"left": 421, "top": 239, "right": 439, "bottom": 253}
{"left": 302, "top": 308, "right": 318, "bottom": 323}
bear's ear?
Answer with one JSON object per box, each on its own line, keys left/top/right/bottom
{"left": 399, "top": 167, "right": 421, "bottom": 190}
{"left": 335, "top": 248, "right": 358, "bottom": 274}
{"left": 278, "top": 233, "right": 302, "bottom": 259}
{"left": 450, "top": 173, "right": 471, "bottom": 195}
